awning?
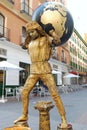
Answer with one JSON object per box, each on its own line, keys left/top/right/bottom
{"left": 52, "top": 70, "right": 61, "bottom": 74}
{"left": 63, "top": 73, "right": 80, "bottom": 78}
{"left": 70, "top": 71, "right": 78, "bottom": 75}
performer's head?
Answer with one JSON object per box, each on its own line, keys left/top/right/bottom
{"left": 26, "top": 21, "right": 42, "bottom": 31}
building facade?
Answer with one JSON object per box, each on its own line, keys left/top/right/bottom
{"left": 0, "top": 0, "right": 69, "bottom": 89}
{"left": 0, "top": 0, "right": 32, "bottom": 96}
{"left": 67, "top": 29, "right": 87, "bottom": 84}
{"left": 0, "top": 0, "right": 87, "bottom": 96}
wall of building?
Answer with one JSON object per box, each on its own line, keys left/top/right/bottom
{"left": 49, "top": 58, "right": 68, "bottom": 85}
{"left": 57, "top": 46, "right": 70, "bottom": 65}
{"left": 2, "top": 0, "right": 86, "bottom": 87}
{"left": 0, "top": 39, "right": 30, "bottom": 86}
{"left": 0, "top": 0, "right": 31, "bottom": 45}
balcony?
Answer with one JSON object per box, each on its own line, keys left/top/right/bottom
{"left": 0, "top": 25, "right": 10, "bottom": 41}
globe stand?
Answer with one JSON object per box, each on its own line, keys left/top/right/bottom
{"left": 57, "top": 124, "right": 73, "bottom": 130}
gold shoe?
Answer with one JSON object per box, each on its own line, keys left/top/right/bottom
{"left": 59, "top": 123, "right": 68, "bottom": 128}
{"left": 58, "top": 123, "right": 72, "bottom": 129}
{"left": 14, "top": 115, "right": 28, "bottom": 124}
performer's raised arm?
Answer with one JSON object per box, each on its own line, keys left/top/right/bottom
{"left": 44, "top": 23, "right": 61, "bottom": 45}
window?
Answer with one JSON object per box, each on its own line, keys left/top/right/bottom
{"left": 0, "top": 14, "right": 5, "bottom": 37}
{"left": 21, "top": 0, "right": 33, "bottom": 16}
{"left": 21, "top": 0, "right": 29, "bottom": 14}
{"left": 61, "top": 50, "right": 66, "bottom": 63}
{"left": 21, "top": 26, "right": 27, "bottom": 43}
{"left": 7, "top": 0, "right": 14, "bottom": 4}
{"left": 0, "top": 13, "right": 10, "bottom": 40}
{"left": 60, "top": 0, "right": 64, "bottom": 4}
{"left": 0, "top": 48, "right": 7, "bottom": 56}
{"left": 51, "top": 47, "right": 57, "bottom": 59}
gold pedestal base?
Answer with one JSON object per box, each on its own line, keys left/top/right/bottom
{"left": 14, "top": 121, "right": 29, "bottom": 127}
{"left": 3, "top": 126, "right": 31, "bottom": 130}
{"left": 3, "top": 121, "right": 31, "bottom": 130}
{"left": 57, "top": 124, "right": 73, "bottom": 130}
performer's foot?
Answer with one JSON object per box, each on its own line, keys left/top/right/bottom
{"left": 60, "top": 115, "right": 68, "bottom": 128}
{"left": 59, "top": 122, "right": 68, "bottom": 128}
{"left": 14, "top": 114, "right": 28, "bottom": 124}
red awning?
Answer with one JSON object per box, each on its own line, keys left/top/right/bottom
{"left": 70, "top": 71, "right": 78, "bottom": 75}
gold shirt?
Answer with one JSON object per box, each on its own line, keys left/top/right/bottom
{"left": 28, "top": 36, "right": 52, "bottom": 74}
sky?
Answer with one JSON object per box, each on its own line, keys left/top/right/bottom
{"left": 67, "top": 0, "right": 87, "bottom": 37}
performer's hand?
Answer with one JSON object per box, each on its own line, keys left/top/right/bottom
{"left": 21, "top": 35, "right": 31, "bottom": 49}
{"left": 22, "top": 44, "right": 28, "bottom": 49}
{"left": 50, "top": 30, "right": 60, "bottom": 44}
{"left": 49, "top": 30, "right": 59, "bottom": 40}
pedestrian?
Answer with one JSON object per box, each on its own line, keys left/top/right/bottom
{"left": 14, "top": 21, "right": 67, "bottom": 128}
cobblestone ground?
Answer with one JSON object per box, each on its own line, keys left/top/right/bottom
{"left": 0, "top": 88, "right": 87, "bottom": 130}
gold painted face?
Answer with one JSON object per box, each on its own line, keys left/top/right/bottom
{"left": 28, "top": 29, "right": 39, "bottom": 40}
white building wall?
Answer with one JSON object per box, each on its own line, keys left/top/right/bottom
{"left": 0, "top": 39, "right": 31, "bottom": 86}
{"left": 0, "top": 38, "right": 69, "bottom": 86}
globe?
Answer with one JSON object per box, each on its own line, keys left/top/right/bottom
{"left": 32, "top": 2, "right": 74, "bottom": 46}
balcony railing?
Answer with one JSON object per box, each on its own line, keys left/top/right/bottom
{"left": 0, "top": 25, "right": 10, "bottom": 40}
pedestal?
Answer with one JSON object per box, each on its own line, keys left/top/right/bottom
{"left": 3, "top": 121, "right": 31, "bottom": 130}
{"left": 57, "top": 124, "right": 73, "bottom": 130}
{"left": 3, "top": 126, "right": 31, "bottom": 130}
{"left": 35, "top": 100, "right": 54, "bottom": 130}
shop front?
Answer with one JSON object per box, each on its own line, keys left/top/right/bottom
{"left": 49, "top": 58, "right": 68, "bottom": 86}
{"left": 0, "top": 39, "right": 30, "bottom": 96}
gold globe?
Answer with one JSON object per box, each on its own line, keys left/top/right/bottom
{"left": 32, "top": 2, "right": 74, "bottom": 46}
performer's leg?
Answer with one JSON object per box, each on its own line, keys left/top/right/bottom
{"left": 41, "top": 74, "right": 67, "bottom": 128}
{"left": 14, "top": 74, "right": 39, "bottom": 123}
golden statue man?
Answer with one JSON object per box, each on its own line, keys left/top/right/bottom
{"left": 14, "top": 21, "right": 67, "bottom": 128}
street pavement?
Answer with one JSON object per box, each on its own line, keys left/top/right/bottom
{"left": 0, "top": 88, "right": 87, "bottom": 130}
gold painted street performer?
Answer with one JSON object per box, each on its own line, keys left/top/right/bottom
{"left": 14, "top": 21, "right": 67, "bottom": 128}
